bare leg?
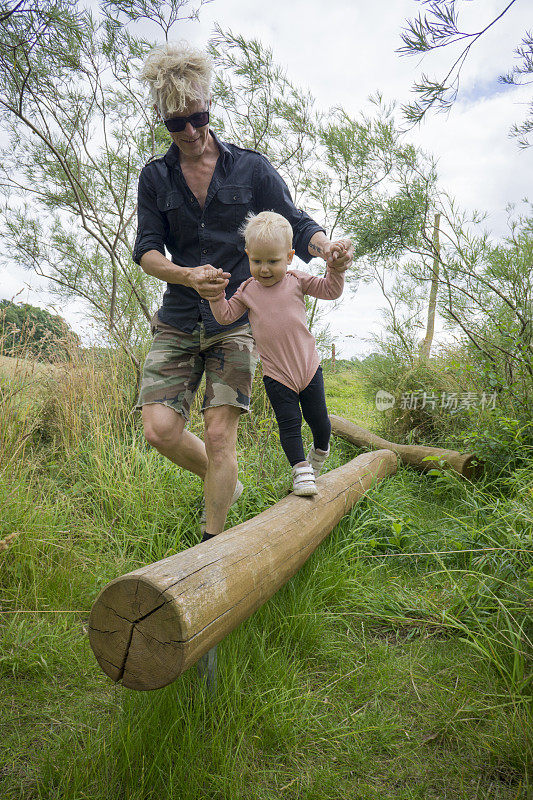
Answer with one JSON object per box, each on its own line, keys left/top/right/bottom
{"left": 142, "top": 403, "right": 241, "bottom": 536}
{"left": 142, "top": 404, "right": 207, "bottom": 479}
{"left": 203, "top": 405, "right": 241, "bottom": 535}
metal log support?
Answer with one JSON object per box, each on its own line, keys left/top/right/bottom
{"left": 197, "top": 646, "right": 217, "bottom": 694}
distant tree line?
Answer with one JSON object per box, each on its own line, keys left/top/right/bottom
{"left": 0, "top": 299, "right": 79, "bottom": 361}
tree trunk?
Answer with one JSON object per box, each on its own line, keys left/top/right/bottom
{"left": 88, "top": 449, "right": 397, "bottom": 691}
{"left": 419, "top": 212, "right": 441, "bottom": 360}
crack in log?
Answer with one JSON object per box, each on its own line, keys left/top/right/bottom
{"left": 98, "top": 592, "right": 167, "bottom": 626}
{"left": 98, "top": 654, "right": 123, "bottom": 671}
{"left": 108, "top": 598, "right": 176, "bottom": 680}
{"left": 88, "top": 626, "right": 120, "bottom": 635}
{"left": 134, "top": 625, "right": 181, "bottom": 648}
{"left": 116, "top": 622, "right": 134, "bottom": 682}
{"left": 99, "top": 603, "right": 136, "bottom": 624}
{"left": 133, "top": 600, "right": 166, "bottom": 624}
{"left": 138, "top": 557, "right": 223, "bottom": 584}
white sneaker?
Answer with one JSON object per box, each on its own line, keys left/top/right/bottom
{"left": 291, "top": 463, "right": 318, "bottom": 496}
{"left": 230, "top": 479, "right": 244, "bottom": 506}
{"left": 200, "top": 479, "right": 244, "bottom": 535}
{"left": 306, "top": 446, "right": 330, "bottom": 479}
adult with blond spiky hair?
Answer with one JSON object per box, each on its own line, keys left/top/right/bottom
{"left": 133, "top": 41, "right": 353, "bottom": 543}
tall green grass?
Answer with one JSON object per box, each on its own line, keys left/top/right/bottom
{"left": 1, "top": 356, "right": 531, "bottom": 799}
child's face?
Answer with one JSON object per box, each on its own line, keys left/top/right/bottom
{"left": 246, "top": 235, "right": 295, "bottom": 287}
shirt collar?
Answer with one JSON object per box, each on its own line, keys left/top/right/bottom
{"left": 164, "top": 129, "right": 233, "bottom": 172}
{"left": 210, "top": 129, "right": 232, "bottom": 165}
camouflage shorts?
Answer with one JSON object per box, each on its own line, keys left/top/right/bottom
{"left": 136, "top": 315, "right": 258, "bottom": 421}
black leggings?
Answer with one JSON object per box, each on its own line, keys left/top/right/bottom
{"left": 263, "top": 366, "right": 331, "bottom": 467}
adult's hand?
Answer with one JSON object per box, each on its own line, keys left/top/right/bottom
{"left": 190, "top": 265, "right": 231, "bottom": 299}
{"left": 323, "top": 239, "right": 353, "bottom": 272}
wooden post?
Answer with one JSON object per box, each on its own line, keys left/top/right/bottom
{"left": 88, "top": 449, "right": 397, "bottom": 691}
{"left": 330, "top": 415, "right": 482, "bottom": 479}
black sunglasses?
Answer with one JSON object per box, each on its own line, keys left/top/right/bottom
{"left": 163, "top": 111, "right": 210, "bottom": 132}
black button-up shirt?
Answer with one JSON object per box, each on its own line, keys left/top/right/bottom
{"left": 132, "top": 130, "right": 325, "bottom": 335}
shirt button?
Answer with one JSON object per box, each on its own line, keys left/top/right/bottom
{"left": 189, "top": 197, "right": 194, "bottom": 203}
{"left": 202, "top": 248, "right": 207, "bottom": 254}
{"left": 201, "top": 222, "right": 205, "bottom": 228}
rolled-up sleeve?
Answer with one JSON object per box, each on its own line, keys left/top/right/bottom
{"left": 132, "top": 167, "right": 168, "bottom": 266}
{"left": 253, "top": 156, "right": 325, "bottom": 264}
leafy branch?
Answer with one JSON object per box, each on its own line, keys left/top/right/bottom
{"left": 398, "top": 1, "right": 532, "bottom": 147}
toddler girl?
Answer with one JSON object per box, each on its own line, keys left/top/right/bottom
{"left": 208, "top": 211, "right": 345, "bottom": 496}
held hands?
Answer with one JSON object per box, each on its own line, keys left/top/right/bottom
{"left": 323, "top": 239, "right": 353, "bottom": 273}
{"left": 191, "top": 265, "right": 230, "bottom": 300}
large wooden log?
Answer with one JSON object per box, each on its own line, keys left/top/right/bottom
{"left": 89, "top": 449, "right": 397, "bottom": 691}
{"left": 330, "top": 415, "right": 481, "bottom": 479}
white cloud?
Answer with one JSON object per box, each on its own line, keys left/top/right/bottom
{"left": 414, "top": 84, "right": 532, "bottom": 234}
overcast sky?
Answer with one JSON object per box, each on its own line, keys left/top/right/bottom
{"left": 1, "top": 0, "right": 532, "bottom": 357}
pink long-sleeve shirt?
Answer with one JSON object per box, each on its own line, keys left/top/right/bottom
{"left": 209, "top": 268, "right": 344, "bottom": 393}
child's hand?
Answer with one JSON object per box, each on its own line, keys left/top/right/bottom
{"left": 203, "top": 266, "right": 225, "bottom": 281}
{"left": 325, "top": 239, "right": 353, "bottom": 272}
{"left": 328, "top": 243, "right": 346, "bottom": 271}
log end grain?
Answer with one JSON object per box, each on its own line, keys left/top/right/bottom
{"left": 88, "top": 576, "right": 186, "bottom": 691}
{"left": 459, "top": 453, "right": 485, "bottom": 481}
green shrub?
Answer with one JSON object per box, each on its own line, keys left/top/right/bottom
{"left": 445, "top": 411, "right": 533, "bottom": 482}
{"left": 359, "top": 353, "right": 464, "bottom": 444}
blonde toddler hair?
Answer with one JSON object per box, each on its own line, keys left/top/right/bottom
{"left": 242, "top": 211, "right": 293, "bottom": 250}
{"left": 140, "top": 41, "right": 213, "bottom": 118}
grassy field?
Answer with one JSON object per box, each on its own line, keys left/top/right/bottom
{"left": 1, "top": 356, "right": 531, "bottom": 799}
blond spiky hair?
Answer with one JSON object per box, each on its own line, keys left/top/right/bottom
{"left": 241, "top": 211, "right": 293, "bottom": 250}
{"left": 140, "top": 41, "right": 213, "bottom": 117}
